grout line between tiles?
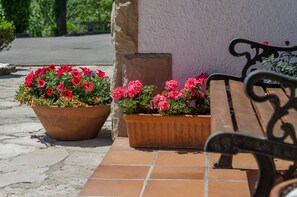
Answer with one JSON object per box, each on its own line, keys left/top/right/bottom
{"left": 204, "top": 153, "right": 209, "bottom": 197}
{"left": 100, "top": 164, "right": 151, "bottom": 166}
{"left": 91, "top": 178, "right": 145, "bottom": 181}
{"left": 139, "top": 150, "right": 159, "bottom": 197}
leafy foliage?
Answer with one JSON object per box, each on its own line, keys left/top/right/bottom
{"left": 1, "top": 0, "right": 31, "bottom": 33}
{"left": 261, "top": 52, "right": 297, "bottom": 78}
{"left": 0, "top": 18, "right": 15, "bottom": 51}
{"left": 27, "top": 0, "right": 56, "bottom": 37}
{"left": 67, "top": 0, "right": 112, "bottom": 33}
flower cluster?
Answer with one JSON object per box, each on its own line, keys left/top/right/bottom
{"left": 113, "top": 73, "right": 210, "bottom": 115}
{"left": 112, "top": 80, "right": 156, "bottom": 114}
{"left": 153, "top": 73, "right": 209, "bottom": 115}
{"left": 15, "top": 64, "right": 112, "bottom": 107}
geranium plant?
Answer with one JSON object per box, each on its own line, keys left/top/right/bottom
{"left": 112, "top": 73, "right": 210, "bottom": 115}
{"left": 112, "top": 80, "right": 156, "bottom": 114}
{"left": 15, "top": 64, "right": 112, "bottom": 107}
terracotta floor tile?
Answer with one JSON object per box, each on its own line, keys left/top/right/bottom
{"left": 209, "top": 169, "right": 258, "bottom": 181}
{"left": 150, "top": 166, "right": 205, "bottom": 180}
{"left": 101, "top": 150, "right": 156, "bottom": 165}
{"left": 110, "top": 137, "right": 136, "bottom": 151}
{"left": 143, "top": 180, "right": 204, "bottom": 197}
{"left": 80, "top": 179, "right": 144, "bottom": 197}
{"left": 208, "top": 181, "right": 251, "bottom": 197}
{"left": 156, "top": 151, "right": 204, "bottom": 166}
{"left": 91, "top": 165, "right": 150, "bottom": 179}
{"left": 209, "top": 153, "right": 258, "bottom": 169}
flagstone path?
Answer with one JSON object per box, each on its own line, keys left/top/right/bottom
{"left": 0, "top": 66, "right": 113, "bottom": 197}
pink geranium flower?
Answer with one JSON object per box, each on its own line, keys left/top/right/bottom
{"left": 158, "top": 100, "right": 170, "bottom": 111}
{"left": 112, "top": 86, "right": 126, "bottom": 100}
{"left": 165, "top": 80, "right": 179, "bottom": 90}
{"left": 184, "top": 78, "right": 198, "bottom": 89}
{"left": 56, "top": 82, "right": 64, "bottom": 92}
{"left": 168, "top": 91, "right": 179, "bottom": 100}
{"left": 37, "top": 78, "right": 46, "bottom": 88}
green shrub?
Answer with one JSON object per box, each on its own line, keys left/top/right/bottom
{"left": 0, "top": 18, "right": 15, "bottom": 51}
{"left": 1, "top": 0, "right": 31, "bottom": 33}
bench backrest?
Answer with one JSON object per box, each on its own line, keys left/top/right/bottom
{"left": 229, "top": 38, "right": 297, "bottom": 80}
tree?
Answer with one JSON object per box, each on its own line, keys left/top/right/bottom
{"left": 55, "top": 0, "right": 67, "bottom": 36}
{"left": 1, "top": 0, "right": 31, "bottom": 34}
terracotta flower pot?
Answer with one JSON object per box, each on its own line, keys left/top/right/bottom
{"left": 32, "top": 104, "right": 110, "bottom": 140}
{"left": 124, "top": 114, "right": 211, "bottom": 149}
{"left": 270, "top": 178, "right": 297, "bottom": 197}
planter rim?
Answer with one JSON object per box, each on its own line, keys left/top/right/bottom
{"left": 124, "top": 113, "right": 210, "bottom": 118}
{"left": 31, "top": 104, "right": 111, "bottom": 108}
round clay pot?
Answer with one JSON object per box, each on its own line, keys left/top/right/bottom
{"left": 32, "top": 104, "right": 110, "bottom": 140}
{"left": 270, "top": 178, "right": 297, "bottom": 197}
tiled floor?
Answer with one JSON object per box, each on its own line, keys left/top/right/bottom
{"left": 79, "top": 137, "right": 293, "bottom": 197}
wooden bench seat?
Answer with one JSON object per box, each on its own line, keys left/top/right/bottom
{"left": 205, "top": 38, "right": 297, "bottom": 197}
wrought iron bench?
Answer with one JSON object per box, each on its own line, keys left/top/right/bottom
{"left": 205, "top": 38, "right": 297, "bottom": 197}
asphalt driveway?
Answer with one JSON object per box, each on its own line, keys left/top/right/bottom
{"left": 0, "top": 34, "right": 114, "bottom": 66}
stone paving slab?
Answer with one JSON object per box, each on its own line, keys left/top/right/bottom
{"left": 0, "top": 66, "right": 114, "bottom": 196}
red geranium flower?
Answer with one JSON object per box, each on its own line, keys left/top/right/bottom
{"left": 61, "top": 89, "right": 73, "bottom": 100}
{"left": 82, "top": 82, "right": 95, "bottom": 92}
{"left": 37, "top": 78, "right": 46, "bottom": 88}
{"left": 48, "top": 64, "right": 56, "bottom": 70}
{"left": 97, "top": 70, "right": 106, "bottom": 78}
{"left": 47, "top": 87, "right": 53, "bottom": 96}
{"left": 56, "top": 64, "right": 72, "bottom": 76}
{"left": 24, "top": 71, "right": 35, "bottom": 87}
{"left": 80, "top": 67, "right": 92, "bottom": 76}
{"left": 72, "top": 77, "right": 82, "bottom": 86}
{"left": 262, "top": 41, "right": 269, "bottom": 45}
{"left": 71, "top": 69, "right": 81, "bottom": 78}
{"left": 56, "top": 82, "right": 64, "bottom": 92}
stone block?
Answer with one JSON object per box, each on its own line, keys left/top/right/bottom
{"left": 122, "top": 53, "right": 172, "bottom": 92}
{"left": 115, "top": 53, "right": 172, "bottom": 137}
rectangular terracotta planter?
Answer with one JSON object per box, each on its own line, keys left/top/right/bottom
{"left": 124, "top": 114, "right": 211, "bottom": 149}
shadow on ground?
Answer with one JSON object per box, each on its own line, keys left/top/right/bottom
{"left": 31, "top": 131, "right": 113, "bottom": 148}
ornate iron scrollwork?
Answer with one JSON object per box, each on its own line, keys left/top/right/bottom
{"left": 244, "top": 70, "right": 297, "bottom": 145}
{"left": 229, "top": 38, "right": 297, "bottom": 79}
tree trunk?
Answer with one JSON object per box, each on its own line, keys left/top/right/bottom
{"left": 55, "top": 0, "right": 67, "bottom": 36}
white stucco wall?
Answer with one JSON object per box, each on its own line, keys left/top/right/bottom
{"left": 138, "top": 0, "right": 297, "bottom": 83}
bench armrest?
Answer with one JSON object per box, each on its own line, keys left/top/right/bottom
{"left": 244, "top": 70, "right": 297, "bottom": 144}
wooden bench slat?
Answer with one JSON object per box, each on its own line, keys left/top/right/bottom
{"left": 252, "top": 86, "right": 289, "bottom": 142}
{"left": 210, "top": 80, "right": 234, "bottom": 132}
{"left": 229, "top": 80, "right": 264, "bottom": 136}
